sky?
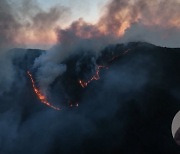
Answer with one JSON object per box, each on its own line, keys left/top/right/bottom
{"left": 37, "top": 0, "right": 108, "bottom": 24}
{"left": 1, "top": 0, "right": 180, "bottom": 49}
{"left": 3, "top": 0, "right": 109, "bottom": 49}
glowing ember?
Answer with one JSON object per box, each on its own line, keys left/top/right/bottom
{"left": 123, "top": 49, "right": 130, "bottom": 55}
{"left": 69, "top": 104, "right": 79, "bottom": 107}
{"left": 27, "top": 71, "right": 60, "bottom": 111}
{"left": 109, "top": 55, "right": 121, "bottom": 63}
{"left": 79, "top": 66, "right": 106, "bottom": 88}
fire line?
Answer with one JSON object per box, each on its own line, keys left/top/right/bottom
{"left": 27, "top": 71, "right": 61, "bottom": 111}
{"left": 79, "top": 65, "right": 107, "bottom": 88}
{"left": 78, "top": 49, "right": 130, "bottom": 88}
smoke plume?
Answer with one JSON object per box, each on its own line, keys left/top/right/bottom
{"left": 0, "top": 0, "right": 69, "bottom": 94}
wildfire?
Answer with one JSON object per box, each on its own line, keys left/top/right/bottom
{"left": 79, "top": 49, "right": 130, "bottom": 88}
{"left": 79, "top": 66, "right": 107, "bottom": 88}
{"left": 109, "top": 49, "right": 130, "bottom": 63}
{"left": 27, "top": 71, "right": 60, "bottom": 111}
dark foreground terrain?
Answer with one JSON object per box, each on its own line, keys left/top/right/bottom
{"left": 0, "top": 42, "right": 180, "bottom": 154}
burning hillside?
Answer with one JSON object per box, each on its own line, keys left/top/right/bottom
{"left": 0, "top": 42, "right": 180, "bottom": 153}
{"left": 25, "top": 42, "right": 133, "bottom": 109}
{"left": 8, "top": 42, "right": 179, "bottom": 113}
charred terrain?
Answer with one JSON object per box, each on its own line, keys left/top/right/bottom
{"left": 0, "top": 42, "right": 180, "bottom": 153}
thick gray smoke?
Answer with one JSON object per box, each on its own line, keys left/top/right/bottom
{"left": 0, "top": 0, "right": 70, "bottom": 49}
{"left": 33, "top": 0, "right": 180, "bottom": 89}
{"left": 1, "top": 0, "right": 180, "bottom": 94}
{"left": 0, "top": 53, "right": 16, "bottom": 95}
{"left": 122, "top": 23, "right": 180, "bottom": 47}
{"left": 34, "top": 61, "right": 67, "bottom": 95}
{"left": 98, "top": 0, "right": 180, "bottom": 47}
{"left": 0, "top": 0, "right": 69, "bottom": 94}
{"left": 32, "top": 18, "right": 117, "bottom": 93}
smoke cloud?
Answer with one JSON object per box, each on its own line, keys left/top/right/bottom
{"left": 35, "top": 61, "right": 67, "bottom": 95}
{"left": 99, "top": 0, "right": 180, "bottom": 32}
{"left": 0, "top": 0, "right": 70, "bottom": 49}
{"left": 0, "top": 0, "right": 179, "bottom": 50}
{"left": 33, "top": 0, "right": 180, "bottom": 91}
{"left": 0, "top": 0, "right": 69, "bottom": 94}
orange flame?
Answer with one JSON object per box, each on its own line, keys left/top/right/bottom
{"left": 27, "top": 71, "right": 60, "bottom": 111}
{"left": 79, "top": 49, "right": 130, "bottom": 88}
{"left": 79, "top": 66, "right": 107, "bottom": 88}
{"left": 109, "top": 49, "right": 130, "bottom": 62}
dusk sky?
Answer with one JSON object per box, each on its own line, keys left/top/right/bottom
{"left": 37, "top": 0, "right": 108, "bottom": 23}
{"left": 1, "top": 0, "right": 180, "bottom": 48}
